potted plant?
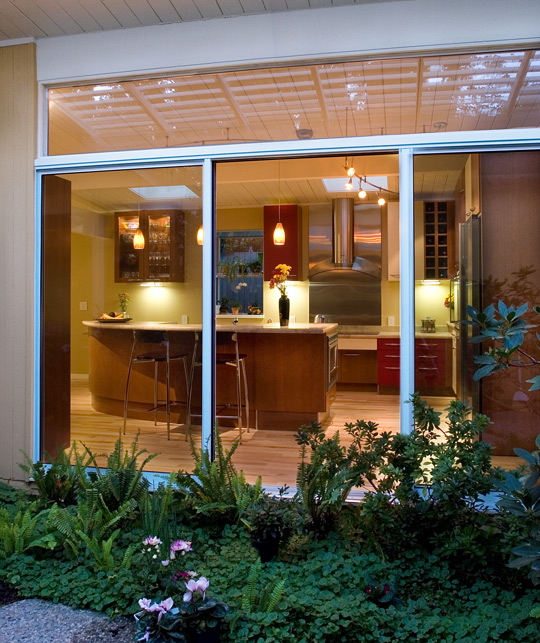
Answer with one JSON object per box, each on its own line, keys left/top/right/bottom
{"left": 217, "top": 297, "right": 230, "bottom": 314}
{"left": 242, "top": 491, "right": 299, "bottom": 562}
{"left": 248, "top": 301, "right": 261, "bottom": 315}
{"left": 118, "top": 292, "right": 131, "bottom": 318}
{"left": 249, "top": 259, "right": 262, "bottom": 274}
{"left": 133, "top": 577, "right": 229, "bottom": 643}
{"left": 230, "top": 301, "right": 242, "bottom": 315}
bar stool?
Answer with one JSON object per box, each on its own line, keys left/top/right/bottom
{"left": 123, "top": 329, "right": 192, "bottom": 440}
{"left": 188, "top": 332, "right": 250, "bottom": 442}
{"left": 216, "top": 332, "right": 250, "bottom": 442}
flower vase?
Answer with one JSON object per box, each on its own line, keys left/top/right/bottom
{"left": 278, "top": 295, "right": 290, "bottom": 327}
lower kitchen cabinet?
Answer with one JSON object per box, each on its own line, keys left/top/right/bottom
{"left": 377, "top": 337, "right": 453, "bottom": 393}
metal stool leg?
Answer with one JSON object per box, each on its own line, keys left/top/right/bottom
{"left": 123, "top": 341, "right": 137, "bottom": 435}
{"left": 241, "top": 358, "right": 250, "bottom": 434}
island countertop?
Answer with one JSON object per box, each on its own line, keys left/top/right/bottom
{"left": 83, "top": 320, "right": 338, "bottom": 335}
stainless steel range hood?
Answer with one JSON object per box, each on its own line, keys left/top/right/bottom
{"left": 308, "top": 199, "right": 382, "bottom": 325}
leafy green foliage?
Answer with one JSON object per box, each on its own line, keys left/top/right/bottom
{"left": 0, "top": 505, "right": 56, "bottom": 558}
{"left": 75, "top": 435, "right": 156, "bottom": 512}
{"left": 294, "top": 423, "right": 359, "bottom": 534}
{"left": 466, "top": 300, "right": 540, "bottom": 390}
{"left": 496, "top": 434, "right": 540, "bottom": 585}
{"left": 175, "top": 428, "right": 263, "bottom": 526}
{"left": 18, "top": 445, "right": 87, "bottom": 507}
{"left": 240, "top": 560, "right": 285, "bottom": 613}
{"left": 140, "top": 474, "right": 177, "bottom": 547}
{"left": 242, "top": 489, "right": 300, "bottom": 544}
{"left": 49, "top": 488, "right": 137, "bottom": 558}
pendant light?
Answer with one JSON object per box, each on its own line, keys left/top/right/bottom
{"left": 273, "top": 160, "right": 285, "bottom": 245}
{"left": 377, "top": 193, "right": 386, "bottom": 206}
{"left": 196, "top": 225, "right": 204, "bottom": 245}
{"left": 133, "top": 173, "right": 145, "bottom": 249}
{"left": 133, "top": 228, "right": 145, "bottom": 249}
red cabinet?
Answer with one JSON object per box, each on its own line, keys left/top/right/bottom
{"left": 377, "top": 339, "right": 401, "bottom": 386}
{"left": 377, "top": 337, "right": 451, "bottom": 391}
{"left": 263, "top": 205, "right": 301, "bottom": 280}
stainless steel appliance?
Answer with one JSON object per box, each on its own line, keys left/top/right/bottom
{"left": 327, "top": 332, "right": 339, "bottom": 390}
{"left": 308, "top": 200, "right": 382, "bottom": 325}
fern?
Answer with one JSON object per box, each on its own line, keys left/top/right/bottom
{"left": 0, "top": 506, "right": 57, "bottom": 558}
{"left": 233, "top": 561, "right": 285, "bottom": 628}
{"left": 176, "top": 426, "right": 262, "bottom": 525}
{"left": 74, "top": 435, "right": 156, "bottom": 512}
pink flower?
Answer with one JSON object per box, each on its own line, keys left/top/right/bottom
{"left": 138, "top": 598, "right": 153, "bottom": 611}
{"left": 183, "top": 577, "right": 209, "bottom": 602}
{"left": 170, "top": 540, "right": 192, "bottom": 559}
{"left": 156, "top": 597, "right": 174, "bottom": 621}
{"left": 161, "top": 560, "right": 170, "bottom": 566}
{"left": 142, "top": 536, "right": 162, "bottom": 547}
{"left": 138, "top": 632, "right": 150, "bottom": 642}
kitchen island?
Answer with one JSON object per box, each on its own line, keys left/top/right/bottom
{"left": 83, "top": 321, "right": 337, "bottom": 431}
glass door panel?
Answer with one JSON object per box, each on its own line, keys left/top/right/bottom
{"left": 41, "top": 165, "right": 203, "bottom": 473}
{"left": 215, "top": 155, "right": 400, "bottom": 488}
{"left": 413, "top": 151, "right": 540, "bottom": 461}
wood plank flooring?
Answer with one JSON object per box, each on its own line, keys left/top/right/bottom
{"left": 69, "top": 377, "right": 520, "bottom": 487}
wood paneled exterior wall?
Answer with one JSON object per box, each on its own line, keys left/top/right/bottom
{"left": 0, "top": 44, "right": 37, "bottom": 483}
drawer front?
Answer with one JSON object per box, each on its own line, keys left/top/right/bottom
{"left": 377, "top": 338, "right": 401, "bottom": 360}
{"left": 416, "top": 338, "right": 446, "bottom": 354}
{"left": 415, "top": 361, "right": 446, "bottom": 387}
{"left": 378, "top": 362, "right": 400, "bottom": 386}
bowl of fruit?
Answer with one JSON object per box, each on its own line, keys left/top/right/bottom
{"left": 97, "top": 312, "right": 131, "bottom": 323}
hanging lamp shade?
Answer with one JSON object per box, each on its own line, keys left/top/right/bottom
{"left": 133, "top": 229, "right": 145, "bottom": 249}
{"left": 196, "top": 225, "right": 204, "bottom": 246}
{"left": 273, "top": 221, "right": 285, "bottom": 245}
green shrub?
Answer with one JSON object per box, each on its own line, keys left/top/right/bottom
{"left": 175, "top": 428, "right": 263, "bottom": 527}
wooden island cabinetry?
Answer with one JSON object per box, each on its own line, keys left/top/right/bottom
{"left": 83, "top": 322, "right": 336, "bottom": 431}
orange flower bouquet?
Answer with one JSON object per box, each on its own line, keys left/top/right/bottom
{"left": 269, "top": 264, "right": 292, "bottom": 296}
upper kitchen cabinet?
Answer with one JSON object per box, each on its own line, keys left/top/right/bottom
{"left": 263, "top": 205, "right": 303, "bottom": 280}
{"left": 114, "top": 210, "right": 184, "bottom": 283}
{"left": 423, "top": 201, "right": 455, "bottom": 280}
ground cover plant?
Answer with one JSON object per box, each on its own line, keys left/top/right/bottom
{"left": 0, "top": 405, "right": 539, "bottom": 642}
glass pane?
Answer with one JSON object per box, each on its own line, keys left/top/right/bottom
{"left": 214, "top": 155, "right": 400, "bottom": 487}
{"left": 48, "top": 49, "right": 540, "bottom": 155}
{"left": 40, "top": 166, "right": 203, "bottom": 473}
{"left": 414, "top": 151, "right": 540, "bottom": 468}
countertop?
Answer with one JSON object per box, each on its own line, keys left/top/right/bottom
{"left": 83, "top": 320, "right": 338, "bottom": 335}
{"left": 338, "top": 325, "right": 452, "bottom": 339}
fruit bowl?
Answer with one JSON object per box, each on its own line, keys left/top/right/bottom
{"left": 97, "top": 317, "right": 131, "bottom": 323}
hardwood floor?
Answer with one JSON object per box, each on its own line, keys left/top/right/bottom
{"left": 69, "top": 377, "right": 520, "bottom": 487}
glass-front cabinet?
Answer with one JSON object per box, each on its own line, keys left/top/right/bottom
{"left": 115, "top": 210, "right": 185, "bottom": 282}
{"left": 216, "top": 230, "right": 263, "bottom": 316}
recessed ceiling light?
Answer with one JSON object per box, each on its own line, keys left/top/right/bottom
{"left": 130, "top": 186, "right": 199, "bottom": 200}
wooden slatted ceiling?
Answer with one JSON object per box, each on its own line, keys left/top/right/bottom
{"left": 48, "top": 49, "right": 540, "bottom": 155}
{"left": 0, "top": 0, "right": 396, "bottom": 41}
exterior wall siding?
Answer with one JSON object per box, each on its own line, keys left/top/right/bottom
{"left": 0, "top": 43, "right": 37, "bottom": 483}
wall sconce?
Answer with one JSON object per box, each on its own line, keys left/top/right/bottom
{"left": 133, "top": 229, "right": 145, "bottom": 249}
{"left": 196, "top": 225, "right": 204, "bottom": 245}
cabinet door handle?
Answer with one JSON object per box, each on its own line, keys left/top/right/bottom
{"left": 385, "top": 342, "right": 400, "bottom": 346}
{"left": 418, "top": 354, "right": 437, "bottom": 359}
{"left": 418, "top": 367, "right": 438, "bottom": 371}
{"left": 386, "top": 354, "right": 400, "bottom": 358}
{"left": 384, "top": 366, "right": 400, "bottom": 370}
